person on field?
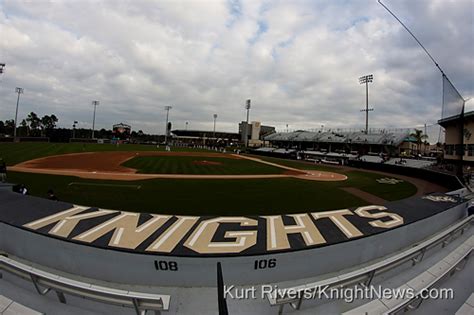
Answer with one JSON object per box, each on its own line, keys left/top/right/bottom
{"left": 0, "top": 159, "right": 6, "bottom": 182}
{"left": 19, "top": 184, "right": 29, "bottom": 195}
{"left": 47, "top": 189, "right": 59, "bottom": 201}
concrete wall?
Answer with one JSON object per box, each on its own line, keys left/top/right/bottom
{"left": 0, "top": 203, "right": 467, "bottom": 287}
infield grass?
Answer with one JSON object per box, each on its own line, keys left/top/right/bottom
{"left": 122, "top": 156, "right": 286, "bottom": 175}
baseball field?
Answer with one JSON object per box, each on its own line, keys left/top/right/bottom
{"left": 0, "top": 142, "right": 426, "bottom": 215}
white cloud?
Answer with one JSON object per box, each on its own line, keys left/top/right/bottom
{"left": 0, "top": 0, "right": 472, "bottom": 140}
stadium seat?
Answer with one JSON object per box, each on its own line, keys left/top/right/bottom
{"left": 0, "top": 254, "right": 170, "bottom": 315}
{"left": 0, "top": 294, "right": 44, "bottom": 315}
{"left": 455, "top": 293, "right": 474, "bottom": 315}
{"left": 343, "top": 235, "right": 473, "bottom": 314}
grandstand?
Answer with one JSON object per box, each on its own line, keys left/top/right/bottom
{"left": 264, "top": 130, "right": 411, "bottom": 155}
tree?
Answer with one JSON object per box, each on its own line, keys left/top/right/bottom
{"left": 41, "top": 114, "right": 58, "bottom": 136}
{"left": 410, "top": 129, "right": 428, "bottom": 155}
{"left": 19, "top": 119, "right": 29, "bottom": 137}
{"left": 26, "top": 112, "right": 41, "bottom": 135}
{"left": 41, "top": 115, "right": 58, "bottom": 130}
{"left": 4, "top": 120, "right": 15, "bottom": 136}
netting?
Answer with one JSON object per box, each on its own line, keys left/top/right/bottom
{"left": 442, "top": 74, "right": 465, "bottom": 119}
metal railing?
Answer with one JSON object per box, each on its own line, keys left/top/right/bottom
{"left": 267, "top": 215, "right": 473, "bottom": 314}
{"left": 0, "top": 254, "right": 170, "bottom": 315}
{"left": 380, "top": 239, "right": 472, "bottom": 314}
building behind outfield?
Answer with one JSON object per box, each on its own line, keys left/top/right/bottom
{"left": 438, "top": 110, "right": 474, "bottom": 165}
{"left": 238, "top": 121, "right": 276, "bottom": 147}
{"left": 170, "top": 121, "right": 275, "bottom": 147}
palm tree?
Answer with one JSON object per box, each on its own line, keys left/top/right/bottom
{"left": 410, "top": 129, "right": 428, "bottom": 155}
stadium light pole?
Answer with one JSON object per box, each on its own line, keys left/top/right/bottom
{"left": 213, "top": 114, "right": 217, "bottom": 139}
{"left": 0, "top": 63, "right": 5, "bottom": 76}
{"left": 185, "top": 121, "right": 188, "bottom": 130}
{"left": 164, "top": 105, "right": 172, "bottom": 144}
{"left": 91, "top": 100, "right": 99, "bottom": 139}
{"left": 244, "top": 99, "right": 251, "bottom": 149}
{"left": 14, "top": 87, "right": 24, "bottom": 139}
{"left": 72, "top": 120, "right": 78, "bottom": 139}
{"left": 359, "top": 74, "right": 373, "bottom": 134}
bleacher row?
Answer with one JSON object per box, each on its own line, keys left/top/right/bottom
{"left": 253, "top": 147, "right": 437, "bottom": 169}
{"left": 265, "top": 131, "right": 410, "bottom": 146}
{"left": 0, "top": 294, "right": 43, "bottom": 315}
{"left": 359, "top": 155, "right": 437, "bottom": 169}
{"left": 0, "top": 252, "right": 170, "bottom": 315}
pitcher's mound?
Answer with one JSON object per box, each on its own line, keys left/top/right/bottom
{"left": 295, "top": 170, "right": 348, "bottom": 181}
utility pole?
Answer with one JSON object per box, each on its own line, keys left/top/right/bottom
{"left": 244, "top": 99, "right": 251, "bottom": 149}
{"left": 91, "top": 100, "right": 99, "bottom": 139}
{"left": 164, "top": 105, "right": 172, "bottom": 144}
{"left": 424, "top": 123, "right": 427, "bottom": 155}
{"left": 14, "top": 87, "right": 24, "bottom": 139}
{"left": 213, "top": 114, "right": 217, "bottom": 139}
{"left": 359, "top": 74, "right": 374, "bottom": 134}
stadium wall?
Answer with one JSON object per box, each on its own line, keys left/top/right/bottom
{"left": 0, "top": 201, "right": 467, "bottom": 287}
{"left": 347, "top": 160, "right": 464, "bottom": 190}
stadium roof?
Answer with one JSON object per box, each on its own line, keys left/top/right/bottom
{"left": 265, "top": 130, "right": 410, "bottom": 146}
{"left": 438, "top": 110, "right": 474, "bottom": 127}
{"left": 171, "top": 129, "right": 239, "bottom": 139}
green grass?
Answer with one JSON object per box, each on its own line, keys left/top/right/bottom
{"left": 7, "top": 171, "right": 368, "bottom": 215}
{"left": 248, "top": 154, "right": 348, "bottom": 172}
{"left": 0, "top": 142, "right": 209, "bottom": 166}
{"left": 245, "top": 155, "right": 417, "bottom": 201}
{"left": 1, "top": 143, "right": 419, "bottom": 214}
{"left": 343, "top": 171, "right": 418, "bottom": 201}
{"left": 122, "top": 156, "right": 286, "bottom": 175}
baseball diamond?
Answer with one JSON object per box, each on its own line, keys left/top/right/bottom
{"left": 0, "top": 143, "right": 434, "bottom": 215}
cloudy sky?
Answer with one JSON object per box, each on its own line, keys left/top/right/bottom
{"left": 1, "top": 0, "right": 473, "bottom": 140}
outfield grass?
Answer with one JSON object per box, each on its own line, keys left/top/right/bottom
{"left": 0, "top": 142, "right": 209, "bottom": 166}
{"left": 7, "top": 171, "right": 368, "bottom": 215}
{"left": 251, "top": 155, "right": 348, "bottom": 172}
{"left": 245, "top": 155, "right": 417, "bottom": 201}
{"left": 122, "top": 156, "right": 286, "bottom": 175}
{"left": 343, "top": 171, "right": 417, "bottom": 201}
